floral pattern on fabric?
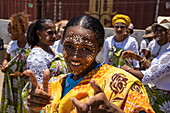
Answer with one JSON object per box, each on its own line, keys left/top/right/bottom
{"left": 0, "top": 48, "right": 31, "bottom": 113}
{"left": 49, "top": 53, "right": 69, "bottom": 77}
{"left": 145, "top": 84, "right": 170, "bottom": 113}
{"left": 42, "top": 64, "right": 154, "bottom": 113}
{"left": 108, "top": 46, "right": 133, "bottom": 68}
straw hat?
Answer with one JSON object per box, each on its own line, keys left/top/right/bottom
{"left": 143, "top": 26, "right": 154, "bottom": 38}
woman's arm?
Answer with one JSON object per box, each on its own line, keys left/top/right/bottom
{"left": 121, "top": 50, "right": 151, "bottom": 69}
{"left": 121, "top": 65, "right": 144, "bottom": 80}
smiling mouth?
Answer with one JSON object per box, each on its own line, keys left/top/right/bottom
{"left": 71, "top": 61, "right": 80, "bottom": 66}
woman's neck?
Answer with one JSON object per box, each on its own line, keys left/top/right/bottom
{"left": 37, "top": 42, "right": 55, "bottom": 55}
{"left": 115, "top": 34, "right": 127, "bottom": 42}
{"left": 158, "top": 38, "right": 167, "bottom": 46}
{"left": 17, "top": 34, "right": 27, "bottom": 48}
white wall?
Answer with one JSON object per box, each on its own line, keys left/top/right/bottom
{"left": 0, "top": 19, "right": 10, "bottom": 44}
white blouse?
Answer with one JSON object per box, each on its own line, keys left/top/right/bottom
{"left": 103, "top": 35, "right": 140, "bottom": 68}
{"left": 147, "top": 39, "right": 169, "bottom": 59}
{"left": 141, "top": 49, "right": 170, "bottom": 91}
{"left": 27, "top": 48, "right": 55, "bottom": 84}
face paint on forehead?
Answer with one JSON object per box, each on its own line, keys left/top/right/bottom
{"left": 67, "top": 31, "right": 95, "bottom": 45}
{"left": 85, "top": 33, "right": 91, "bottom": 39}
{"left": 67, "top": 31, "right": 83, "bottom": 44}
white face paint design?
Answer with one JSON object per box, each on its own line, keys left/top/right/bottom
{"left": 68, "top": 31, "right": 84, "bottom": 44}
{"left": 87, "top": 55, "right": 93, "bottom": 61}
{"left": 63, "top": 26, "right": 100, "bottom": 77}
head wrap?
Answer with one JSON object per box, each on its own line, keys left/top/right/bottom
{"left": 112, "top": 14, "right": 131, "bottom": 26}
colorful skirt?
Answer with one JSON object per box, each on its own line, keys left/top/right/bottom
{"left": 145, "top": 84, "right": 170, "bottom": 113}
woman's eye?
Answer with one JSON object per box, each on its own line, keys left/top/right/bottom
{"left": 82, "top": 48, "right": 91, "bottom": 51}
{"left": 65, "top": 44, "right": 74, "bottom": 49}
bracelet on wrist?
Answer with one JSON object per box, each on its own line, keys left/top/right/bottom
{"left": 139, "top": 58, "right": 147, "bottom": 64}
{"left": 126, "top": 67, "right": 132, "bottom": 71}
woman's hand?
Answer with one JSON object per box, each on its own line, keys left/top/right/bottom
{"left": 22, "top": 69, "right": 53, "bottom": 113}
{"left": 71, "top": 79, "right": 124, "bottom": 113}
{"left": 0, "top": 60, "right": 8, "bottom": 72}
{"left": 121, "top": 50, "right": 139, "bottom": 60}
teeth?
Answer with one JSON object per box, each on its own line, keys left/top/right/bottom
{"left": 71, "top": 62, "right": 80, "bottom": 66}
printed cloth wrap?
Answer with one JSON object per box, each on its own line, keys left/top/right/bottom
{"left": 108, "top": 46, "right": 133, "bottom": 68}
{"left": 145, "top": 84, "right": 170, "bottom": 113}
{"left": 41, "top": 64, "right": 154, "bottom": 113}
{"left": 0, "top": 48, "right": 31, "bottom": 113}
{"left": 49, "top": 53, "right": 69, "bottom": 77}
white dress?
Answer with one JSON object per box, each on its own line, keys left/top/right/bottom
{"left": 141, "top": 49, "right": 170, "bottom": 91}
{"left": 27, "top": 48, "right": 55, "bottom": 84}
{"left": 147, "top": 39, "right": 169, "bottom": 60}
{"left": 104, "top": 35, "right": 140, "bottom": 68}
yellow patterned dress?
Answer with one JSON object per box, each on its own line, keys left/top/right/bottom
{"left": 42, "top": 64, "right": 155, "bottom": 113}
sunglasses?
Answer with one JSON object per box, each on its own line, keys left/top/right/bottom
{"left": 114, "top": 26, "right": 126, "bottom": 29}
{"left": 46, "top": 30, "right": 57, "bottom": 36}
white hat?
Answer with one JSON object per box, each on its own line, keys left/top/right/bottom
{"left": 157, "top": 16, "right": 170, "bottom": 24}
{"left": 152, "top": 21, "right": 170, "bottom": 32}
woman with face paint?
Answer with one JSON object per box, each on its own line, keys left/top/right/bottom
{"left": 23, "top": 15, "right": 154, "bottom": 113}
{"left": 103, "top": 14, "right": 140, "bottom": 69}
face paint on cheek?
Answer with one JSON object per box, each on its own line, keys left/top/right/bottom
{"left": 87, "top": 55, "right": 93, "bottom": 61}
{"left": 45, "top": 36, "right": 50, "bottom": 40}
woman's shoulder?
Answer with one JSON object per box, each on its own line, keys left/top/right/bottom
{"left": 8, "top": 40, "right": 18, "bottom": 48}
{"left": 105, "top": 35, "right": 114, "bottom": 42}
{"left": 127, "top": 36, "right": 137, "bottom": 42}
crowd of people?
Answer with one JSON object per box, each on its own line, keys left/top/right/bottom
{"left": 0, "top": 12, "right": 169, "bottom": 113}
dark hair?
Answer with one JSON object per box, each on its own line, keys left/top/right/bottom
{"left": 27, "top": 19, "right": 54, "bottom": 48}
{"left": 61, "top": 15, "right": 105, "bottom": 47}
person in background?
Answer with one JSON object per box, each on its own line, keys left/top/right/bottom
{"left": 145, "top": 21, "right": 169, "bottom": 60}
{"left": 121, "top": 22, "right": 170, "bottom": 113}
{"left": 24, "top": 15, "right": 154, "bottom": 113}
{"left": 140, "top": 26, "right": 155, "bottom": 58}
{"left": 127, "top": 23, "right": 134, "bottom": 35}
{"left": 26, "top": 19, "right": 57, "bottom": 84}
{"left": 0, "top": 12, "right": 30, "bottom": 113}
{"left": 50, "top": 19, "right": 69, "bottom": 77}
{"left": 51, "top": 19, "right": 69, "bottom": 54}
{"left": 103, "top": 14, "right": 140, "bottom": 69}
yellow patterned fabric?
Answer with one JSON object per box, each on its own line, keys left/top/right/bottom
{"left": 42, "top": 64, "right": 154, "bottom": 113}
